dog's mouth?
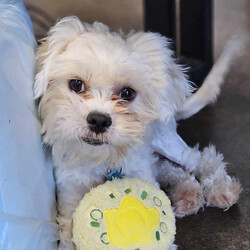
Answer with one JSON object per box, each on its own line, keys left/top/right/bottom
{"left": 82, "top": 137, "right": 106, "bottom": 146}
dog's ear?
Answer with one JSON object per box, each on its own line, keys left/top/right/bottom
{"left": 34, "top": 16, "right": 85, "bottom": 99}
{"left": 126, "top": 32, "right": 193, "bottom": 124}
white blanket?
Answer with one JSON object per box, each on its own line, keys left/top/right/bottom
{"left": 0, "top": 1, "right": 58, "bottom": 249}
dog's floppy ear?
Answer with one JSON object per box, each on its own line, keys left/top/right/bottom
{"left": 34, "top": 16, "right": 85, "bottom": 99}
{"left": 126, "top": 32, "right": 193, "bottom": 124}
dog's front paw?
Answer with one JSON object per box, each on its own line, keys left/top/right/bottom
{"left": 172, "top": 180, "right": 205, "bottom": 218}
{"left": 57, "top": 215, "right": 74, "bottom": 250}
{"left": 206, "top": 177, "right": 242, "bottom": 209}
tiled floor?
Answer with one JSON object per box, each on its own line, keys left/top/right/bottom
{"left": 23, "top": 0, "right": 250, "bottom": 249}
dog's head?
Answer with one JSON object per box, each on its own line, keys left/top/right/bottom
{"left": 35, "top": 17, "right": 192, "bottom": 163}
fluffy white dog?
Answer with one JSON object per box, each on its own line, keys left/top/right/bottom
{"left": 34, "top": 17, "right": 242, "bottom": 249}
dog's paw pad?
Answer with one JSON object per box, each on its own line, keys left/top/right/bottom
{"left": 206, "top": 178, "right": 241, "bottom": 209}
{"left": 172, "top": 181, "right": 205, "bottom": 217}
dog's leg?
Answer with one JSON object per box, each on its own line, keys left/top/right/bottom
{"left": 195, "top": 145, "right": 241, "bottom": 209}
{"left": 57, "top": 183, "right": 90, "bottom": 250}
{"left": 56, "top": 167, "right": 105, "bottom": 250}
{"left": 57, "top": 213, "right": 75, "bottom": 250}
{"left": 57, "top": 195, "right": 88, "bottom": 249}
{"left": 157, "top": 160, "right": 205, "bottom": 218}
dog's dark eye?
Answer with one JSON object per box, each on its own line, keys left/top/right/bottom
{"left": 119, "top": 87, "right": 136, "bottom": 101}
{"left": 69, "top": 79, "right": 85, "bottom": 93}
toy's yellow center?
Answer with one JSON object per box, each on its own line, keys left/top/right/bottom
{"left": 104, "top": 196, "right": 160, "bottom": 248}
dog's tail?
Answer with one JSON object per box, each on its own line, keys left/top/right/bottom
{"left": 176, "top": 33, "right": 248, "bottom": 120}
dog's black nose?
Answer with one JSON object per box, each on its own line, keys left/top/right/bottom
{"left": 87, "top": 112, "right": 112, "bottom": 133}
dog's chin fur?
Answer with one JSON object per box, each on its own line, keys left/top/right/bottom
{"left": 34, "top": 17, "right": 241, "bottom": 250}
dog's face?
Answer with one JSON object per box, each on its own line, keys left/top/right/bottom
{"left": 35, "top": 17, "right": 191, "bottom": 163}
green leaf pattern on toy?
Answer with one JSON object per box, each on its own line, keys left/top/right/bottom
{"left": 90, "top": 209, "right": 103, "bottom": 221}
{"left": 141, "top": 191, "right": 147, "bottom": 200}
{"left": 109, "top": 193, "right": 115, "bottom": 199}
{"left": 153, "top": 196, "right": 162, "bottom": 206}
{"left": 124, "top": 188, "right": 131, "bottom": 194}
{"left": 100, "top": 232, "right": 110, "bottom": 245}
{"left": 155, "top": 231, "right": 160, "bottom": 241}
{"left": 90, "top": 221, "right": 100, "bottom": 227}
{"left": 160, "top": 222, "right": 168, "bottom": 233}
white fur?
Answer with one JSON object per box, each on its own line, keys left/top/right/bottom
{"left": 35, "top": 17, "right": 241, "bottom": 249}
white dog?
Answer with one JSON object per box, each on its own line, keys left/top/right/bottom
{"left": 34, "top": 17, "right": 242, "bottom": 249}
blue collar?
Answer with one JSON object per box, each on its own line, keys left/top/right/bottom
{"left": 107, "top": 167, "right": 124, "bottom": 181}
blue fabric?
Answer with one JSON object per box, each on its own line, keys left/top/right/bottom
{"left": 0, "top": 1, "right": 58, "bottom": 249}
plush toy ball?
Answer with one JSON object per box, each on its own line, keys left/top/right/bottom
{"left": 72, "top": 178, "right": 176, "bottom": 250}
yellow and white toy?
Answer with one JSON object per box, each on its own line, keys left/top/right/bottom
{"left": 72, "top": 178, "right": 176, "bottom": 250}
